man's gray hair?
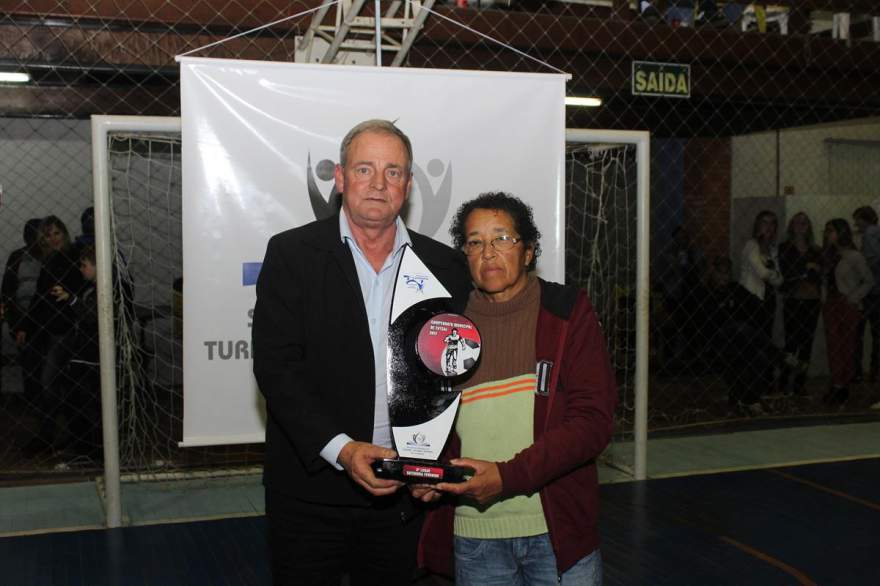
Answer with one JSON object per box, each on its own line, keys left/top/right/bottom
{"left": 339, "top": 119, "right": 413, "bottom": 171}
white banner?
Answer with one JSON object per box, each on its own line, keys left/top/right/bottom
{"left": 179, "top": 57, "right": 566, "bottom": 446}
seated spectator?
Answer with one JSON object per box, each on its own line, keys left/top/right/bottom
{"left": 641, "top": 1, "right": 738, "bottom": 27}
{"left": 640, "top": 0, "right": 663, "bottom": 23}
{"left": 689, "top": 0, "right": 730, "bottom": 27}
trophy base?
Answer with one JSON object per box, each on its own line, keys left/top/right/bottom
{"left": 372, "top": 458, "right": 471, "bottom": 484}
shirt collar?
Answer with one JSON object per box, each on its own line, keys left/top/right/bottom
{"left": 339, "top": 208, "right": 412, "bottom": 254}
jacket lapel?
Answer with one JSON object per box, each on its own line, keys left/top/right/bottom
{"left": 308, "top": 214, "right": 363, "bottom": 300}
{"left": 331, "top": 239, "right": 363, "bottom": 299}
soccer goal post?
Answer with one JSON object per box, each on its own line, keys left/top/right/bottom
{"left": 92, "top": 115, "right": 183, "bottom": 528}
{"left": 564, "top": 129, "right": 650, "bottom": 481}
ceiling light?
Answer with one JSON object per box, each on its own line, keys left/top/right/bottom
{"left": 565, "top": 96, "right": 602, "bottom": 107}
{"left": 0, "top": 71, "right": 30, "bottom": 83}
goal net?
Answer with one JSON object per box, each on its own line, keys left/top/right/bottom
{"left": 564, "top": 142, "right": 639, "bottom": 474}
{"left": 108, "top": 133, "right": 262, "bottom": 473}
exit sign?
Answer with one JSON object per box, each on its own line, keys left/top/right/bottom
{"left": 632, "top": 61, "right": 691, "bottom": 98}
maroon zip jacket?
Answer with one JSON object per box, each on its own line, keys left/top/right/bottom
{"left": 418, "top": 279, "right": 618, "bottom": 576}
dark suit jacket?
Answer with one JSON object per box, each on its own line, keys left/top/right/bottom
{"left": 252, "top": 214, "right": 472, "bottom": 506}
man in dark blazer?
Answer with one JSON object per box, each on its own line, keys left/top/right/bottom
{"left": 252, "top": 119, "right": 471, "bottom": 585}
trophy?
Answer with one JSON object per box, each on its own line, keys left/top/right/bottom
{"left": 372, "top": 245, "right": 481, "bottom": 484}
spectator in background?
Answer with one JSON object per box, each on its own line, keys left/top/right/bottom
{"left": 657, "top": 226, "right": 705, "bottom": 304}
{"left": 821, "top": 219, "right": 873, "bottom": 408}
{"left": 2, "top": 218, "right": 44, "bottom": 401}
{"left": 2, "top": 219, "right": 43, "bottom": 327}
{"left": 20, "top": 216, "right": 84, "bottom": 455}
{"left": 50, "top": 242, "right": 133, "bottom": 460}
{"left": 641, "top": 1, "right": 734, "bottom": 27}
{"left": 696, "top": 256, "right": 773, "bottom": 416}
{"left": 74, "top": 206, "right": 95, "bottom": 252}
{"left": 46, "top": 245, "right": 102, "bottom": 459}
{"left": 677, "top": 1, "right": 727, "bottom": 26}
{"left": 740, "top": 210, "right": 783, "bottom": 338}
{"left": 777, "top": 212, "right": 822, "bottom": 397}
{"left": 77, "top": 204, "right": 134, "bottom": 299}
{"left": 639, "top": 1, "right": 663, "bottom": 22}
{"left": 655, "top": 225, "right": 704, "bottom": 371}
{"left": 852, "top": 206, "right": 880, "bottom": 385}
{"left": 739, "top": 210, "right": 783, "bottom": 400}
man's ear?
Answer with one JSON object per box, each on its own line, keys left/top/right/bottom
{"left": 334, "top": 163, "right": 345, "bottom": 194}
{"left": 404, "top": 173, "right": 413, "bottom": 201}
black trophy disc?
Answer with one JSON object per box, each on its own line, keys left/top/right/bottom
{"left": 374, "top": 246, "right": 481, "bottom": 483}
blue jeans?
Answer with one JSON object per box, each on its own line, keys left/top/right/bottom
{"left": 455, "top": 534, "right": 602, "bottom": 585}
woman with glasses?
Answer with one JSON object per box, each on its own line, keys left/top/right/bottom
{"left": 415, "top": 192, "right": 618, "bottom": 585}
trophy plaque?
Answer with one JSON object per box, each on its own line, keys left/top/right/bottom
{"left": 372, "top": 245, "right": 481, "bottom": 484}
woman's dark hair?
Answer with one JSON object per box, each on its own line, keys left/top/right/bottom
{"left": 37, "top": 215, "right": 72, "bottom": 256}
{"left": 752, "top": 210, "right": 778, "bottom": 242}
{"left": 784, "top": 211, "right": 815, "bottom": 249}
{"left": 825, "top": 218, "right": 855, "bottom": 250}
{"left": 449, "top": 191, "right": 542, "bottom": 271}
{"left": 854, "top": 206, "right": 879, "bottom": 226}
{"left": 23, "top": 218, "right": 42, "bottom": 249}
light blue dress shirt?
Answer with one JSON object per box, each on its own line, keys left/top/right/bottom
{"left": 319, "top": 209, "right": 412, "bottom": 469}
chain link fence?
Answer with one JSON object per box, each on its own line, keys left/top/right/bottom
{"left": 2, "top": 1, "right": 880, "bottom": 486}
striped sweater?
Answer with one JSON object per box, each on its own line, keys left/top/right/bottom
{"left": 454, "top": 276, "right": 548, "bottom": 538}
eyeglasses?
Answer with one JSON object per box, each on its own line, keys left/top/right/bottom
{"left": 461, "top": 235, "right": 522, "bottom": 256}
{"left": 350, "top": 165, "right": 408, "bottom": 185}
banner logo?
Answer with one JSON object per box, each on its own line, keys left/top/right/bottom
{"left": 306, "top": 154, "right": 342, "bottom": 220}
{"left": 411, "top": 159, "right": 453, "bottom": 237}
